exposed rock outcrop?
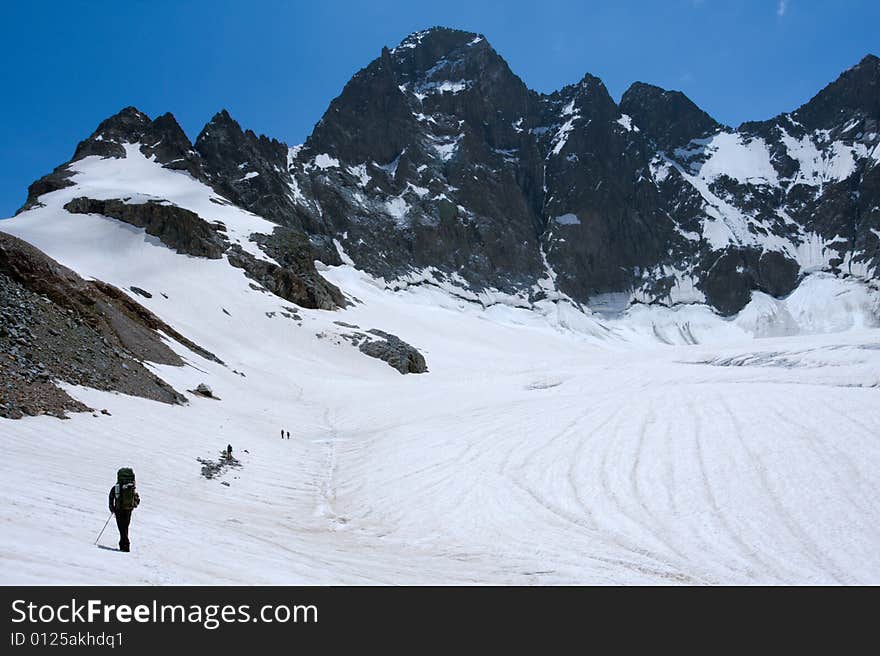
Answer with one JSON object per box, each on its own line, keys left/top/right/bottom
{"left": 64, "top": 197, "right": 227, "bottom": 259}
{"left": 17, "top": 165, "right": 76, "bottom": 214}
{"left": 358, "top": 329, "right": 428, "bottom": 374}
{"left": 227, "top": 243, "right": 345, "bottom": 311}
{"left": 700, "top": 248, "right": 801, "bottom": 316}
{"left": 195, "top": 110, "right": 296, "bottom": 228}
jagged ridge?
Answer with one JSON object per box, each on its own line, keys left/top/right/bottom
{"left": 14, "top": 28, "right": 880, "bottom": 317}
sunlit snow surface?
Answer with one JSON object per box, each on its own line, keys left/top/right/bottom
{"left": 1, "top": 153, "right": 880, "bottom": 584}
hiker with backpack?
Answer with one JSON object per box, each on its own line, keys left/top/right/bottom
{"left": 108, "top": 468, "right": 140, "bottom": 552}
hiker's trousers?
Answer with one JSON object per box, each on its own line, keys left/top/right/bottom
{"left": 115, "top": 510, "right": 132, "bottom": 551}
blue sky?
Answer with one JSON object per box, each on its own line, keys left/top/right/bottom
{"left": 1, "top": 0, "right": 877, "bottom": 217}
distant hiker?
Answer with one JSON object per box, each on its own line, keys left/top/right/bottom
{"left": 281, "top": 429, "right": 284, "bottom": 439}
{"left": 286, "top": 431, "right": 290, "bottom": 440}
{"left": 226, "top": 444, "right": 233, "bottom": 460}
{"left": 108, "top": 468, "right": 140, "bottom": 553}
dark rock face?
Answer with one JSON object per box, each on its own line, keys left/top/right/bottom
{"left": 72, "top": 107, "right": 152, "bottom": 160}
{"left": 789, "top": 54, "right": 880, "bottom": 132}
{"left": 276, "top": 28, "right": 689, "bottom": 306}
{"left": 0, "top": 231, "right": 225, "bottom": 419}
{"left": 358, "top": 329, "right": 428, "bottom": 374}
{"left": 140, "top": 112, "right": 204, "bottom": 179}
{"left": 192, "top": 383, "right": 216, "bottom": 398}
{"left": 17, "top": 105, "right": 346, "bottom": 312}
{"left": 309, "top": 46, "right": 422, "bottom": 166}
{"left": 0, "top": 231, "right": 221, "bottom": 366}
{"left": 284, "top": 28, "right": 548, "bottom": 293}
{"left": 17, "top": 164, "right": 76, "bottom": 214}
{"left": 700, "top": 248, "right": 801, "bottom": 316}
{"left": 227, "top": 242, "right": 345, "bottom": 311}
{"left": 249, "top": 228, "right": 346, "bottom": 309}
{"left": 64, "top": 197, "right": 228, "bottom": 259}
{"left": 195, "top": 110, "right": 297, "bottom": 228}
{"left": 536, "top": 75, "right": 676, "bottom": 301}
{"left": 0, "top": 272, "right": 91, "bottom": 419}
{"left": 620, "top": 82, "right": 722, "bottom": 151}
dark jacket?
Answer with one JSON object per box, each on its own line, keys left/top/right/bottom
{"left": 109, "top": 484, "right": 140, "bottom": 514}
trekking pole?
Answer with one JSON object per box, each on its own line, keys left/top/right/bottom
{"left": 94, "top": 512, "right": 113, "bottom": 545}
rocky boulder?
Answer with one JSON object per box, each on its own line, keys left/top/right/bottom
{"left": 358, "top": 329, "right": 428, "bottom": 374}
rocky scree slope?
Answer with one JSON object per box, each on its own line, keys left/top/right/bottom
{"left": 0, "top": 231, "right": 219, "bottom": 418}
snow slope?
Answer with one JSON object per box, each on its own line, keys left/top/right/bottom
{"left": 2, "top": 154, "right": 880, "bottom": 584}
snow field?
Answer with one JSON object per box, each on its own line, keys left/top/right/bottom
{"left": 2, "top": 152, "right": 879, "bottom": 584}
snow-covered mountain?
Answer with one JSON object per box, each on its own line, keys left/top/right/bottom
{"left": 16, "top": 28, "right": 880, "bottom": 319}
{"left": 271, "top": 28, "right": 880, "bottom": 316}
{"left": 2, "top": 27, "right": 880, "bottom": 584}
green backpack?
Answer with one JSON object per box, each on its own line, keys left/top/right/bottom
{"left": 116, "top": 468, "right": 138, "bottom": 511}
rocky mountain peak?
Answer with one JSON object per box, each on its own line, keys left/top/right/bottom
{"left": 19, "top": 107, "right": 198, "bottom": 214}
{"left": 303, "top": 26, "right": 531, "bottom": 167}
{"left": 390, "top": 27, "right": 529, "bottom": 116}
{"left": 197, "top": 109, "right": 249, "bottom": 148}
{"left": 542, "top": 73, "right": 619, "bottom": 128}
{"left": 389, "top": 27, "right": 486, "bottom": 64}
{"left": 619, "top": 82, "right": 721, "bottom": 150}
{"left": 790, "top": 52, "right": 879, "bottom": 132}
{"left": 98, "top": 105, "right": 151, "bottom": 130}
{"left": 72, "top": 106, "right": 152, "bottom": 160}
{"left": 69, "top": 106, "right": 199, "bottom": 174}
{"left": 202, "top": 108, "right": 237, "bottom": 131}
{"left": 387, "top": 27, "right": 493, "bottom": 79}
{"left": 303, "top": 43, "right": 419, "bottom": 165}
{"left": 195, "top": 109, "right": 293, "bottom": 226}
{"left": 139, "top": 112, "right": 201, "bottom": 176}
{"left": 198, "top": 108, "right": 288, "bottom": 152}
